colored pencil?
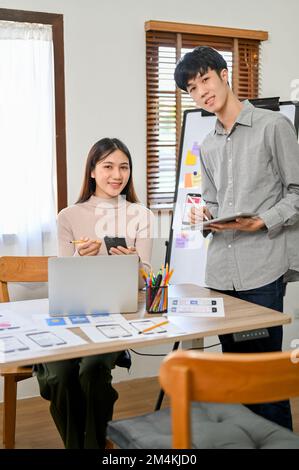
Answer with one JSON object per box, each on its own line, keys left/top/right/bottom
{"left": 139, "top": 320, "right": 169, "bottom": 334}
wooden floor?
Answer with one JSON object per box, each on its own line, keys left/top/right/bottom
{"left": 0, "top": 377, "right": 298, "bottom": 449}
{"left": 0, "top": 377, "right": 168, "bottom": 449}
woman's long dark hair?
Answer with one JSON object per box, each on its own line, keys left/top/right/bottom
{"left": 76, "top": 138, "right": 139, "bottom": 204}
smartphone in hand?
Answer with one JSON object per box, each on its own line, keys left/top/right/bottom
{"left": 104, "top": 236, "right": 128, "bottom": 254}
{"left": 182, "top": 193, "right": 203, "bottom": 226}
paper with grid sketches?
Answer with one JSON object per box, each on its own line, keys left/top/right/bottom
{"left": 0, "top": 327, "right": 87, "bottom": 363}
{"left": 168, "top": 297, "right": 224, "bottom": 317}
{"left": 81, "top": 315, "right": 185, "bottom": 343}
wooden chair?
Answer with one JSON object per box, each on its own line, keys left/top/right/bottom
{"left": 0, "top": 256, "right": 50, "bottom": 449}
{"left": 160, "top": 350, "right": 299, "bottom": 448}
{"left": 108, "top": 349, "right": 299, "bottom": 449}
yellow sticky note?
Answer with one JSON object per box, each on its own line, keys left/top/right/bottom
{"left": 185, "top": 150, "right": 197, "bottom": 166}
{"left": 192, "top": 172, "right": 201, "bottom": 187}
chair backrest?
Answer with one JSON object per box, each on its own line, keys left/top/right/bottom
{"left": 0, "top": 256, "right": 50, "bottom": 302}
{"left": 159, "top": 350, "right": 299, "bottom": 449}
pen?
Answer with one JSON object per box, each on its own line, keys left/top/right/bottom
{"left": 69, "top": 240, "right": 101, "bottom": 244}
{"left": 155, "top": 272, "right": 162, "bottom": 288}
{"left": 138, "top": 320, "right": 169, "bottom": 334}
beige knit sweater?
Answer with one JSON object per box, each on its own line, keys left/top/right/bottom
{"left": 57, "top": 195, "right": 154, "bottom": 288}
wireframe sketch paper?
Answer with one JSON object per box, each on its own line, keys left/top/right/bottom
{"left": 168, "top": 297, "right": 225, "bottom": 317}
{"left": 81, "top": 315, "right": 185, "bottom": 343}
{"left": 0, "top": 327, "right": 87, "bottom": 363}
{"left": 0, "top": 310, "right": 33, "bottom": 331}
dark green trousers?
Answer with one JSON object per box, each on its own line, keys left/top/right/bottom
{"left": 35, "top": 352, "right": 121, "bottom": 449}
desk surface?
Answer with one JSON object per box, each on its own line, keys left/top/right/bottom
{"left": 0, "top": 284, "right": 291, "bottom": 371}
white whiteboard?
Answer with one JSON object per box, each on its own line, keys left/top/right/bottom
{"left": 169, "top": 101, "right": 299, "bottom": 287}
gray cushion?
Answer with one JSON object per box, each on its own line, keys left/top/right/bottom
{"left": 107, "top": 403, "right": 299, "bottom": 449}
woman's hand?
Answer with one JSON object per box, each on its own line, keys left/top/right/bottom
{"left": 77, "top": 237, "right": 101, "bottom": 256}
{"left": 109, "top": 245, "right": 140, "bottom": 259}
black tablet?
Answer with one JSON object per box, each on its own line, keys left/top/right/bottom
{"left": 202, "top": 212, "right": 257, "bottom": 229}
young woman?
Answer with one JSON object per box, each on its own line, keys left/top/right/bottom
{"left": 35, "top": 138, "right": 154, "bottom": 449}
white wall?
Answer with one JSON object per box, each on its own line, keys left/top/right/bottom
{"left": 0, "top": 0, "right": 299, "bottom": 400}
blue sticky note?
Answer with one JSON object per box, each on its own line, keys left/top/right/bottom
{"left": 68, "top": 310, "right": 86, "bottom": 316}
{"left": 46, "top": 317, "right": 67, "bottom": 326}
{"left": 69, "top": 315, "right": 90, "bottom": 324}
{"left": 90, "top": 311, "right": 110, "bottom": 317}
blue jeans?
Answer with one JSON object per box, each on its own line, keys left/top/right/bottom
{"left": 216, "top": 276, "right": 293, "bottom": 431}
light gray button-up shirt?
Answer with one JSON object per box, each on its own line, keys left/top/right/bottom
{"left": 200, "top": 100, "right": 299, "bottom": 290}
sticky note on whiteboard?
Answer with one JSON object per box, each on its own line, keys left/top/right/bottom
{"left": 185, "top": 150, "right": 196, "bottom": 166}
{"left": 175, "top": 237, "right": 187, "bottom": 248}
{"left": 184, "top": 173, "right": 193, "bottom": 187}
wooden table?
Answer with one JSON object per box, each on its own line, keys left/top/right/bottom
{"left": 0, "top": 284, "right": 291, "bottom": 371}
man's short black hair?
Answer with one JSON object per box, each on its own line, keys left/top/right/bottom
{"left": 174, "top": 46, "right": 228, "bottom": 91}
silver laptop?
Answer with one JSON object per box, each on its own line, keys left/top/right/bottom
{"left": 48, "top": 255, "right": 139, "bottom": 316}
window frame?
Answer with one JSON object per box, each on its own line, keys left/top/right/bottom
{"left": 0, "top": 8, "right": 67, "bottom": 212}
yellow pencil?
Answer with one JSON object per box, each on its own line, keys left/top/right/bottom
{"left": 139, "top": 320, "right": 169, "bottom": 334}
{"left": 139, "top": 269, "right": 148, "bottom": 282}
{"left": 167, "top": 268, "right": 174, "bottom": 284}
{"left": 70, "top": 240, "right": 101, "bottom": 244}
{"left": 140, "top": 268, "right": 148, "bottom": 279}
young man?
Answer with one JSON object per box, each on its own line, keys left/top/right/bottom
{"left": 174, "top": 46, "right": 299, "bottom": 430}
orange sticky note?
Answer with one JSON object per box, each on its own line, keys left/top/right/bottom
{"left": 184, "top": 173, "right": 193, "bottom": 187}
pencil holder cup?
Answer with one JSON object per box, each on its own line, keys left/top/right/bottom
{"left": 146, "top": 285, "right": 168, "bottom": 314}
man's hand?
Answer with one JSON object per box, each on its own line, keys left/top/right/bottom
{"left": 206, "top": 217, "right": 265, "bottom": 232}
{"left": 190, "top": 206, "right": 212, "bottom": 225}
{"left": 77, "top": 237, "right": 101, "bottom": 256}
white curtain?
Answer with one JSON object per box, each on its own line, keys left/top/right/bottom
{"left": 0, "top": 21, "right": 57, "bottom": 256}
